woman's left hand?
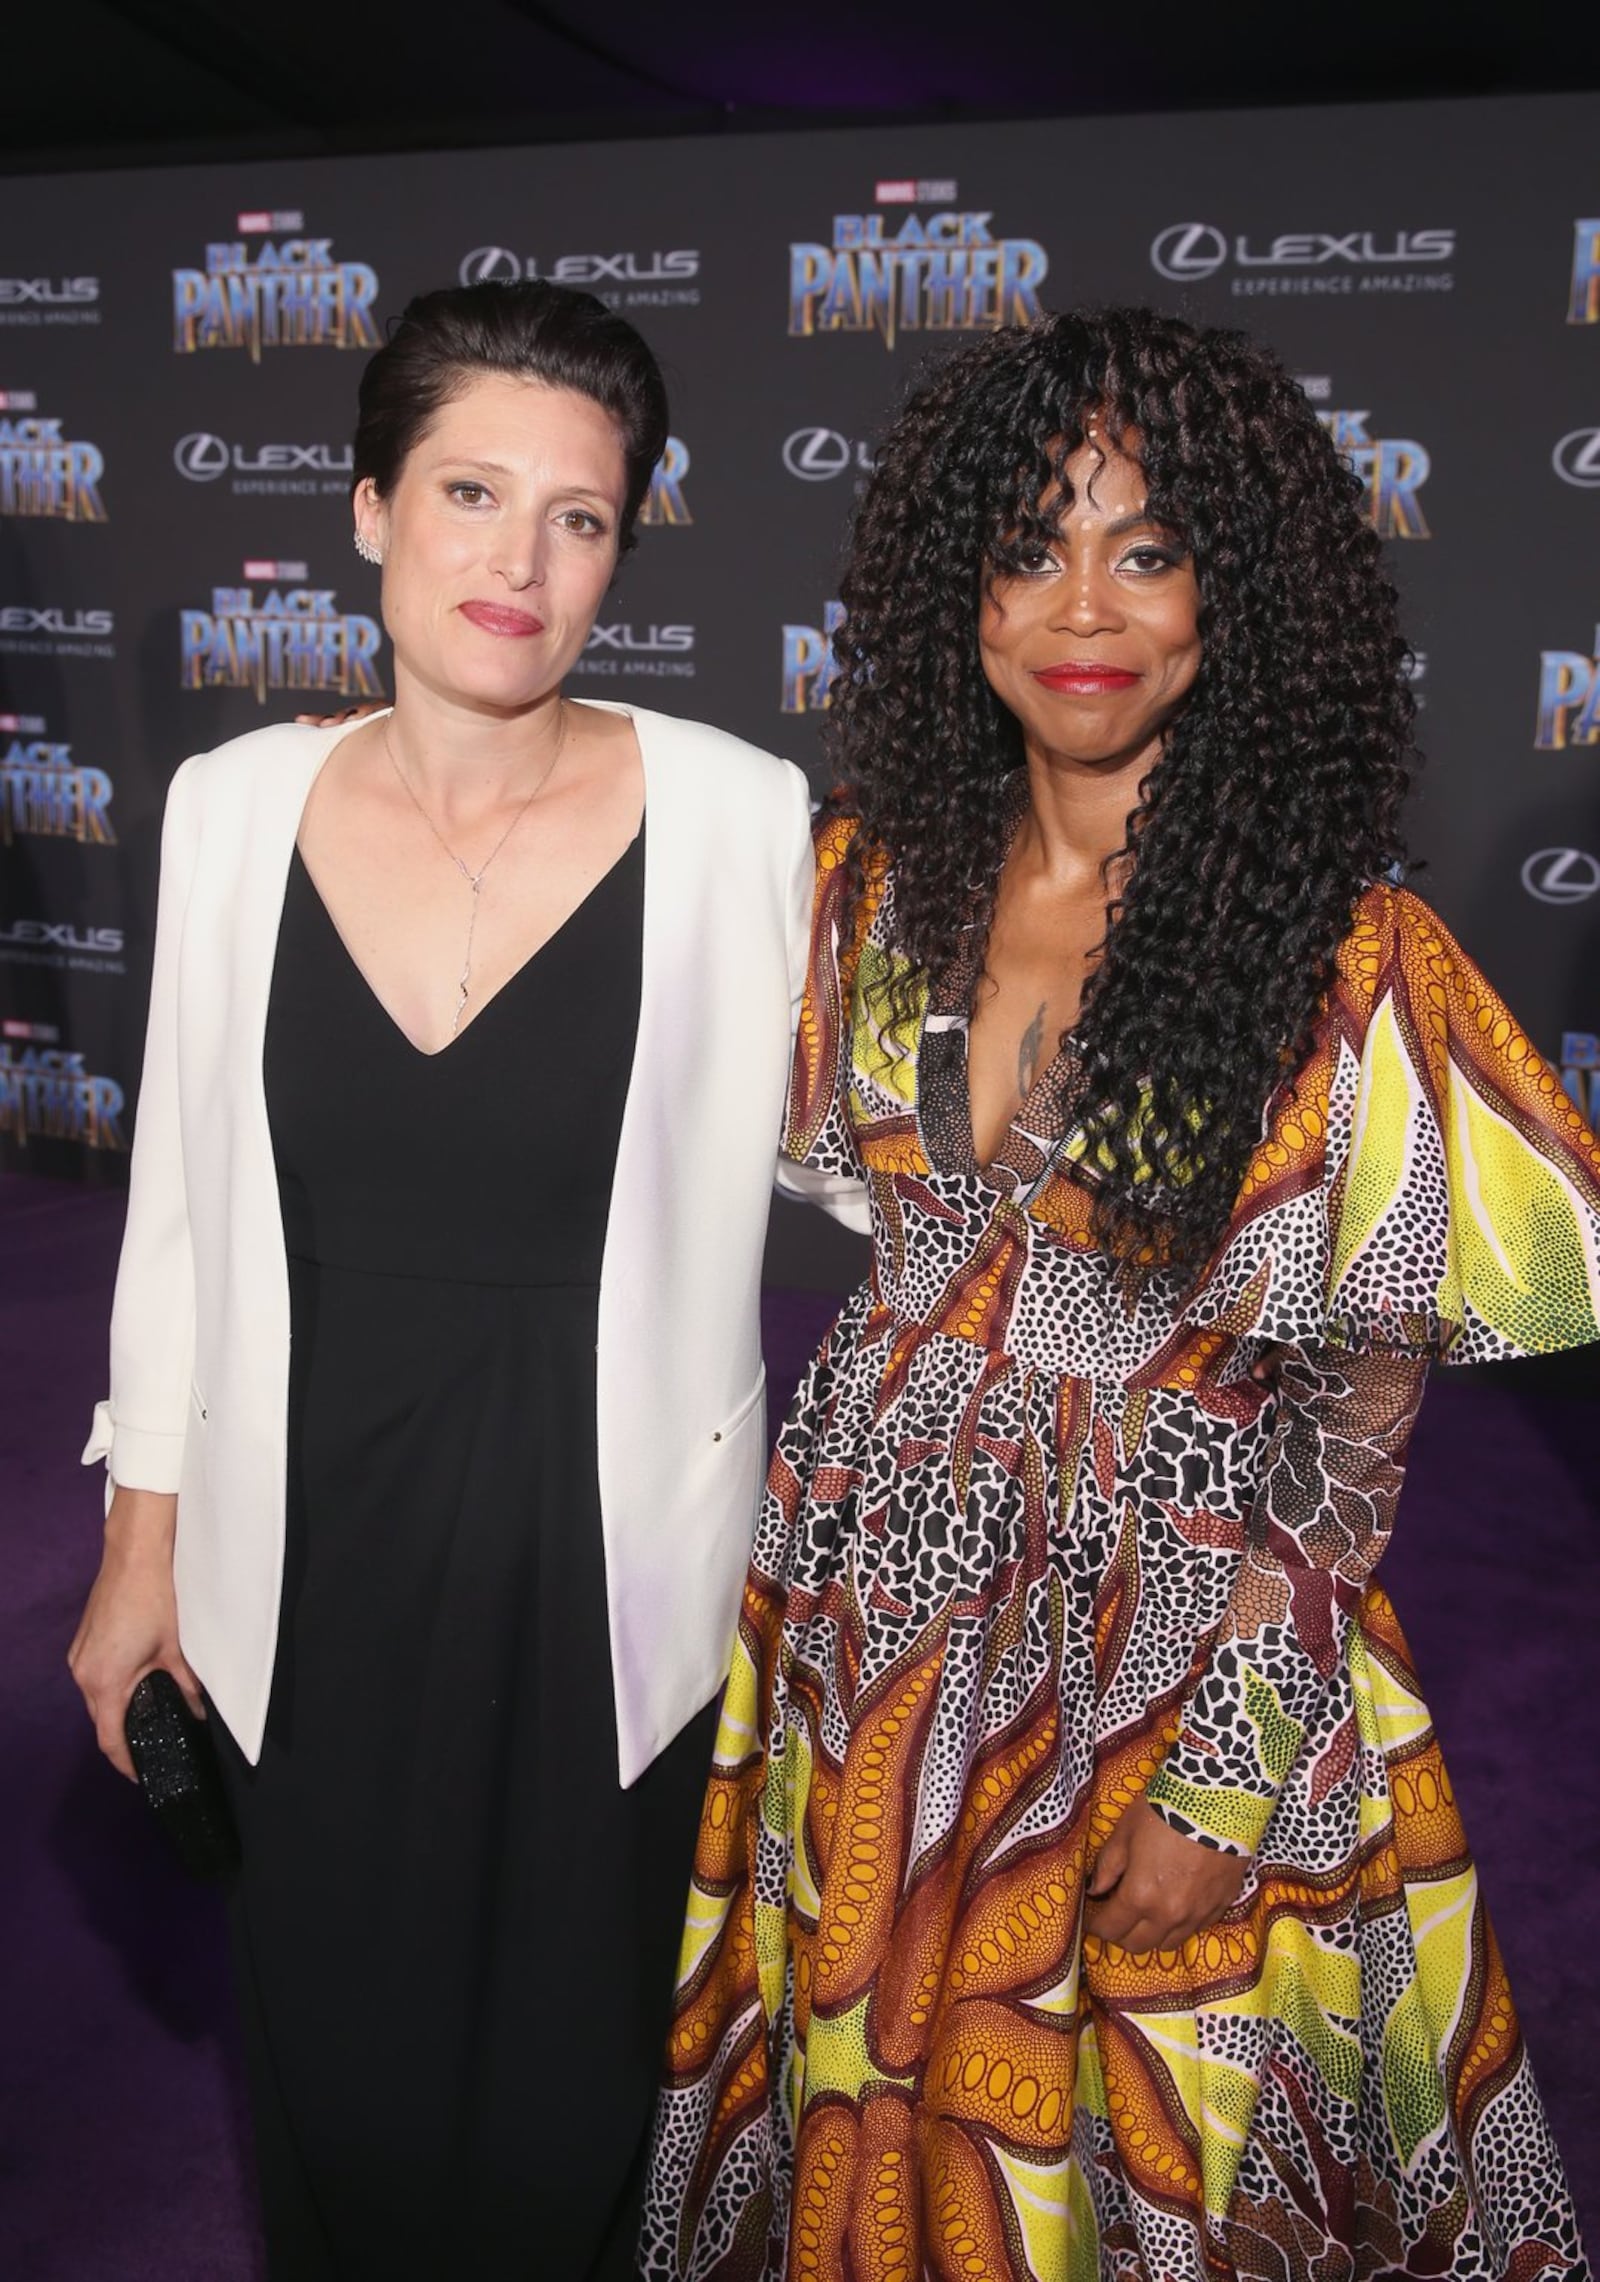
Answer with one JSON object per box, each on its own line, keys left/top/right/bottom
{"left": 1084, "top": 1798, "right": 1249, "bottom": 1953}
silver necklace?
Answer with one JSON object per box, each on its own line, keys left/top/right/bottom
{"left": 383, "top": 711, "right": 567, "bottom": 1038}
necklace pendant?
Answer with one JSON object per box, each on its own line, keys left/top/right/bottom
{"left": 382, "top": 711, "right": 569, "bottom": 1049}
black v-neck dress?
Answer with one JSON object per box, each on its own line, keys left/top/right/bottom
{"left": 213, "top": 833, "right": 716, "bottom": 2281}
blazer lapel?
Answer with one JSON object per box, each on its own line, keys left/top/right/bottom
{"left": 231, "top": 713, "right": 391, "bottom": 1050}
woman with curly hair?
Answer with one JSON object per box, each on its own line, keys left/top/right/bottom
{"left": 644, "top": 308, "right": 1597, "bottom": 2280}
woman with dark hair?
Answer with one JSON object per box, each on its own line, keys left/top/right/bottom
{"left": 67, "top": 279, "right": 853, "bottom": 2279}
{"left": 645, "top": 309, "right": 1598, "bottom": 2279}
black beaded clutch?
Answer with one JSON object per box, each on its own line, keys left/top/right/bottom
{"left": 123, "top": 1669, "right": 241, "bottom": 1881}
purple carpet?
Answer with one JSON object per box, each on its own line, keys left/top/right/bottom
{"left": 3, "top": 1169, "right": 1596, "bottom": 2278}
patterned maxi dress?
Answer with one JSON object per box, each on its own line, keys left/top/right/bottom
{"left": 644, "top": 815, "right": 1600, "bottom": 2282}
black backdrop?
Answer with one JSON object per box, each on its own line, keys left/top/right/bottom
{"left": 2, "top": 93, "right": 1597, "bottom": 1286}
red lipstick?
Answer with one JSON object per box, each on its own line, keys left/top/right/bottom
{"left": 459, "top": 600, "right": 545, "bottom": 637}
{"left": 1031, "top": 661, "right": 1141, "bottom": 695}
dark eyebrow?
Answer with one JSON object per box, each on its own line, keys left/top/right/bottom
{"left": 1102, "top": 510, "right": 1168, "bottom": 539}
{"left": 436, "top": 459, "right": 618, "bottom": 507}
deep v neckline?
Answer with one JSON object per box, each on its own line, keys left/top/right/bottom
{"left": 960, "top": 1013, "right": 1079, "bottom": 1195}
{"left": 289, "top": 831, "right": 642, "bottom": 1061}
{"left": 920, "top": 781, "right": 1080, "bottom": 1189}
{"left": 972, "top": 1028, "right": 1077, "bottom": 1168}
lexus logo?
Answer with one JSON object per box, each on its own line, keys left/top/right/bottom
{"left": 783, "top": 427, "right": 851, "bottom": 480}
{"left": 1150, "top": 223, "right": 1229, "bottom": 282}
{"left": 1552, "top": 427, "right": 1600, "bottom": 489}
{"left": 459, "top": 246, "right": 522, "bottom": 286}
{"left": 781, "top": 427, "right": 871, "bottom": 481}
{"left": 173, "top": 431, "right": 230, "bottom": 481}
{"left": 1521, "top": 848, "right": 1600, "bottom": 904}
{"left": 0, "top": 920, "right": 124, "bottom": 953}
{"left": 0, "top": 606, "right": 114, "bottom": 635}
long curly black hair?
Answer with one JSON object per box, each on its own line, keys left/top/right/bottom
{"left": 827, "top": 306, "right": 1417, "bottom": 1283}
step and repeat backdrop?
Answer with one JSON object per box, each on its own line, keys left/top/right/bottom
{"left": 2, "top": 93, "right": 1597, "bottom": 1280}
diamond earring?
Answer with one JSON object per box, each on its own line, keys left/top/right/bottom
{"left": 353, "top": 530, "right": 383, "bottom": 566}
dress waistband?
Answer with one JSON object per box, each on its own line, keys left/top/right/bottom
{"left": 285, "top": 1250, "right": 603, "bottom": 1296}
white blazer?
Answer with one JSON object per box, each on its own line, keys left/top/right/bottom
{"left": 83, "top": 701, "right": 865, "bottom": 1786}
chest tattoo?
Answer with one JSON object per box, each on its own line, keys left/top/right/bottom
{"left": 1017, "top": 1000, "right": 1048, "bottom": 1098}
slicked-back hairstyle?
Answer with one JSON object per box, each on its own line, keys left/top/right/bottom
{"left": 351, "top": 279, "right": 669, "bottom": 550}
{"left": 827, "top": 306, "right": 1417, "bottom": 1284}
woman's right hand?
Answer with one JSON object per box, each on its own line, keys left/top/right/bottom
{"left": 67, "top": 1487, "right": 202, "bottom": 1780}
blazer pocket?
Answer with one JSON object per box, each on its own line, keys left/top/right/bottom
{"left": 178, "top": 1381, "right": 211, "bottom": 1517}
{"left": 709, "top": 1369, "right": 767, "bottom": 1450}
